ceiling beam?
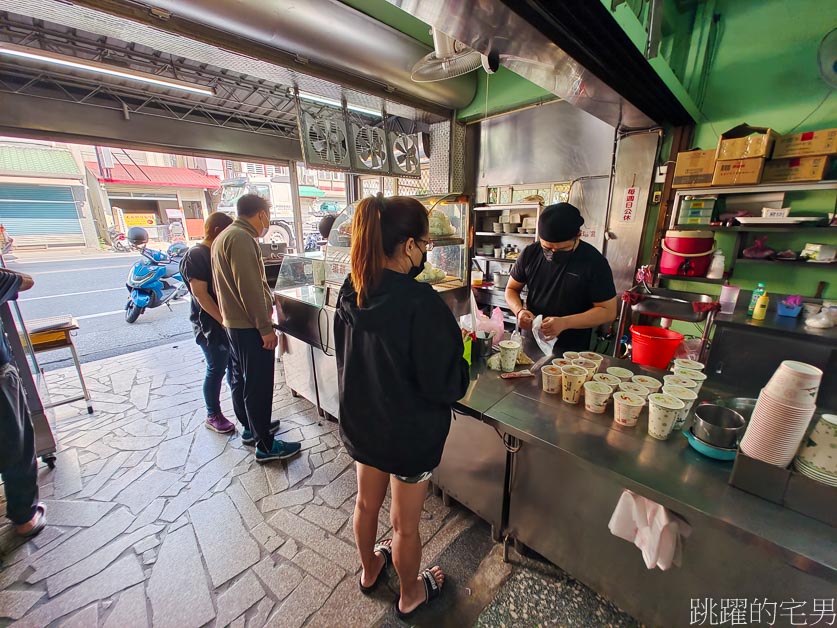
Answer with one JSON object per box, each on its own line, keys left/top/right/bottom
{"left": 53, "top": 0, "right": 455, "bottom": 119}
{"left": 0, "top": 91, "right": 303, "bottom": 162}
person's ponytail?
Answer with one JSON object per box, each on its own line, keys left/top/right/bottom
{"left": 350, "top": 194, "right": 386, "bottom": 307}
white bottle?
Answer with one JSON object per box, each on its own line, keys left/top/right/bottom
{"left": 706, "top": 250, "right": 725, "bottom": 279}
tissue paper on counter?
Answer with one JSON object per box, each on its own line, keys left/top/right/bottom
{"left": 608, "top": 490, "right": 692, "bottom": 571}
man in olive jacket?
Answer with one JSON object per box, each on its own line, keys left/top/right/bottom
{"left": 211, "top": 194, "right": 300, "bottom": 463}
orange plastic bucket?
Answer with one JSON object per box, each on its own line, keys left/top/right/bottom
{"left": 630, "top": 325, "right": 684, "bottom": 369}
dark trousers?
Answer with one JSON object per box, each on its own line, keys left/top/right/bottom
{"left": 227, "top": 328, "right": 275, "bottom": 451}
{"left": 0, "top": 364, "right": 39, "bottom": 525}
{"left": 197, "top": 335, "right": 230, "bottom": 416}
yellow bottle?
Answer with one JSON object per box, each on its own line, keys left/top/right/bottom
{"left": 752, "top": 292, "right": 770, "bottom": 321}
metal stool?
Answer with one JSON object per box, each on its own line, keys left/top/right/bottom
{"left": 26, "top": 315, "right": 93, "bottom": 414}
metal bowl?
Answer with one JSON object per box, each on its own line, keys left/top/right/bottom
{"left": 714, "top": 397, "right": 757, "bottom": 421}
{"left": 693, "top": 404, "right": 746, "bottom": 449}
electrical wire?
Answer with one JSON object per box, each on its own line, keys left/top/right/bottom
{"left": 785, "top": 91, "right": 834, "bottom": 134}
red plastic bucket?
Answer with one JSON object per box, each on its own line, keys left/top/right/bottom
{"left": 660, "top": 230, "right": 715, "bottom": 276}
{"left": 630, "top": 325, "right": 684, "bottom": 369}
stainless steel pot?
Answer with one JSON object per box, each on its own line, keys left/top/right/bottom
{"left": 714, "top": 397, "right": 757, "bottom": 421}
{"left": 493, "top": 272, "right": 510, "bottom": 289}
{"left": 693, "top": 404, "right": 746, "bottom": 449}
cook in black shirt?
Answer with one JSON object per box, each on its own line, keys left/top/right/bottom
{"left": 505, "top": 203, "right": 617, "bottom": 351}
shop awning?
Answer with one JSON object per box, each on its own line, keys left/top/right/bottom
{"left": 85, "top": 162, "right": 221, "bottom": 189}
{"left": 298, "top": 185, "right": 326, "bottom": 198}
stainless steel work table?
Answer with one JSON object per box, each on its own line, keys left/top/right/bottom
{"left": 436, "top": 345, "right": 836, "bottom": 627}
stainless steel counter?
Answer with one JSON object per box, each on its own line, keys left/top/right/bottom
{"left": 441, "top": 341, "right": 836, "bottom": 626}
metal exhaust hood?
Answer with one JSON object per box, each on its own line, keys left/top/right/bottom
{"left": 121, "top": 0, "right": 477, "bottom": 112}
{"left": 386, "top": 0, "right": 657, "bottom": 129}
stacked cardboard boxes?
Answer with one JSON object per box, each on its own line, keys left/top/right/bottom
{"left": 673, "top": 125, "right": 837, "bottom": 190}
{"left": 763, "top": 128, "right": 837, "bottom": 183}
{"left": 712, "top": 124, "right": 775, "bottom": 186}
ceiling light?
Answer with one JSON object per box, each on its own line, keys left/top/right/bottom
{"left": 0, "top": 42, "right": 215, "bottom": 96}
{"left": 297, "top": 90, "right": 382, "bottom": 117}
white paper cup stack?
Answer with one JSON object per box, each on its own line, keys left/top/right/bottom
{"left": 740, "top": 361, "right": 822, "bottom": 468}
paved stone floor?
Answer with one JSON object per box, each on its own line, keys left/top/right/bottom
{"left": 0, "top": 342, "right": 640, "bottom": 627}
{"left": 0, "top": 343, "right": 472, "bottom": 627}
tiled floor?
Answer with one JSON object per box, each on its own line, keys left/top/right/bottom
{"left": 0, "top": 343, "right": 471, "bottom": 627}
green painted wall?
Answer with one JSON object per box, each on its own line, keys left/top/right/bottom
{"left": 692, "top": 0, "right": 837, "bottom": 149}
{"left": 659, "top": 0, "right": 837, "bottom": 299}
{"left": 458, "top": 69, "right": 557, "bottom": 122}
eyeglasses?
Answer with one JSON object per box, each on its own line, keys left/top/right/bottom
{"left": 417, "top": 238, "right": 435, "bottom": 251}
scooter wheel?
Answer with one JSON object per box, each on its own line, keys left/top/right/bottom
{"left": 125, "top": 302, "right": 142, "bottom": 323}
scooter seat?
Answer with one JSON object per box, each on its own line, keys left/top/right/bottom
{"left": 162, "top": 262, "right": 181, "bottom": 278}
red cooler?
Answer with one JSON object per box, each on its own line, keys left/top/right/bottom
{"left": 660, "top": 230, "right": 716, "bottom": 277}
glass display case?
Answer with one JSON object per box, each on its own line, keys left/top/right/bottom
{"left": 324, "top": 193, "right": 470, "bottom": 301}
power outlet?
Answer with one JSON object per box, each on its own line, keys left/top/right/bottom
{"left": 655, "top": 165, "right": 668, "bottom": 184}
{"left": 652, "top": 190, "right": 662, "bottom": 204}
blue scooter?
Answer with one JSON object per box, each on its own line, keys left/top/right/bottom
{"left": 124, "top": 227, "right": 188, "bottom": 323}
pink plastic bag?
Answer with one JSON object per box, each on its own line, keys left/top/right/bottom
{"left": 474, "top": 307, "right": 505, "bottom": 346}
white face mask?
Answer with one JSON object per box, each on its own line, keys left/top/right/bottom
{"left": 259, "top": 212, "right": 269, "bottom": 238}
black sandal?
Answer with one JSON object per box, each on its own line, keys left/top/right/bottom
{"left": 393, "top": 568, "right": 443, "bottom": 619}
{"left": 358, "top": 541, "right": 393, "bottom": 594}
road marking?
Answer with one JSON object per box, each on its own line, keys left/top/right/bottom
{"left": 75, "top": 297, "right": 190, "bottom": 321}
{"left": 9, "top": 254, "right": 132, "bottom": 265}
{"left": 19, "top": 287, "right": 125, "bottom": 302}
{"left": 27, "top": 264, "right": 132, "bottom": 275}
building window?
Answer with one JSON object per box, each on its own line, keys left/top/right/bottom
{"left": 182, "top": 201, "right": 203, "bottom": 219}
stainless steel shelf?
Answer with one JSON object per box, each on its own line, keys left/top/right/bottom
{"left": 673, "top": 181, "right": 837, "bottom": 196}
{"left": 474, "top": 256, "right": 516, "bottom": 263}
{"left": 475, "top": 232, "right": 536, "bottom": 238}
{"left": 658, "top": 275, "right": 727, "bottom": 285}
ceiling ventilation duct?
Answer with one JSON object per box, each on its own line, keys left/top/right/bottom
{"left": 411, "top": 28, "right": 497, "bottom": 82}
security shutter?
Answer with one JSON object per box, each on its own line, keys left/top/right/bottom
{"left": 0, "top": 184, "right": 85, "bottom": 247}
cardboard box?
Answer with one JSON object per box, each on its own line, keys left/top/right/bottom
{"left": 712, "top": 158, "right": 765, "bottom": 186}
{"left": 717, "top": 124, "right": 776, "bottom": 160}
{"left": 762, "top": 156, "right": 836, "bottom": 183}
{"left": 773, "top": 128, "right": 837, "bottom": 159}
{"left": 673, "top": 149, "right": 716, "bottom": 188}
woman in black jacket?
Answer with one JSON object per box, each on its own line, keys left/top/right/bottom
{"left": 335, "top": 194, "right": 469, "bottom": 618}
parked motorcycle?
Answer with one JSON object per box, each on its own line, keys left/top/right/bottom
{"left": 124, "top": 227, "right": 188, "bottom": 323}
{"left": 108, "top": 226, "right": 133, "bottom": 253}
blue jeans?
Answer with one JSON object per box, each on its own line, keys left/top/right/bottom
{"left": 197, "top": 336, "right": 230, "bottom": 416}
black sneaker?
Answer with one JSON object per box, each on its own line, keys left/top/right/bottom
{"left": 256, "top": 440, "right": 302, "bottom": 462}
{"left": 240, "top": 420, "right": 283, "bottom": 447}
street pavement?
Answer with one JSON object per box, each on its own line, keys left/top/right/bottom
{"left": 7, "top": 250, "right": 194, "bottom": 370}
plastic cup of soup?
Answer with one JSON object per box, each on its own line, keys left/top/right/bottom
{"left": 613, "top": 392, "right": 645, "bottom": 427}
{"left": 561, "top": 365, "right": 588, "bottom": 404}
{"left": 572, "top": 358, "right": 598, "bottom": 381}
{"left": 673, "top": 368, "right": 707, "bottom": 393}
{"left": 607, "top": 366, "right": 634, "bottom": 382}
{"left": 563, "top": 351, "right": 581, "bottom": 361}
{"left": 619, "top": 381, "right": 650, "bottom": 399}
{"left": 663, "top": 374, "right": 697, "bottom": 390}
{"left": 498, "top": 340, "right": 521, "bottom": 373}
{"left": 541, "top": 365, "right": 562, "bottom": 394}
{"left": 584, "top": 381, "right": 613, "bottom": 414}
{"left": 662, "top": 384, "right": 698, "bottom": 431}
{"left": 673, "top": 358, "right": 705, "bottom": 372}
{"left": 631, "top": 375, "right": 662, "bottom": 394}
{"left": 579, "top": 351, "right": 604, "bottom": 366}
{"left": 551, "top": 358, "right": 572, "bottom": 369}
{"left": 593, "top": 373, "right": 622, "bottom": 388}
{"left": 648, "top": 393, "right": 685, "bottom": 440}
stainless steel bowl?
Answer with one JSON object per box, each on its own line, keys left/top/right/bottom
{"left": 714, "top": 397, "right": 757, "bottom": 421}
{"left": 693, "top": 404, "right": 746, "bottom": 449}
